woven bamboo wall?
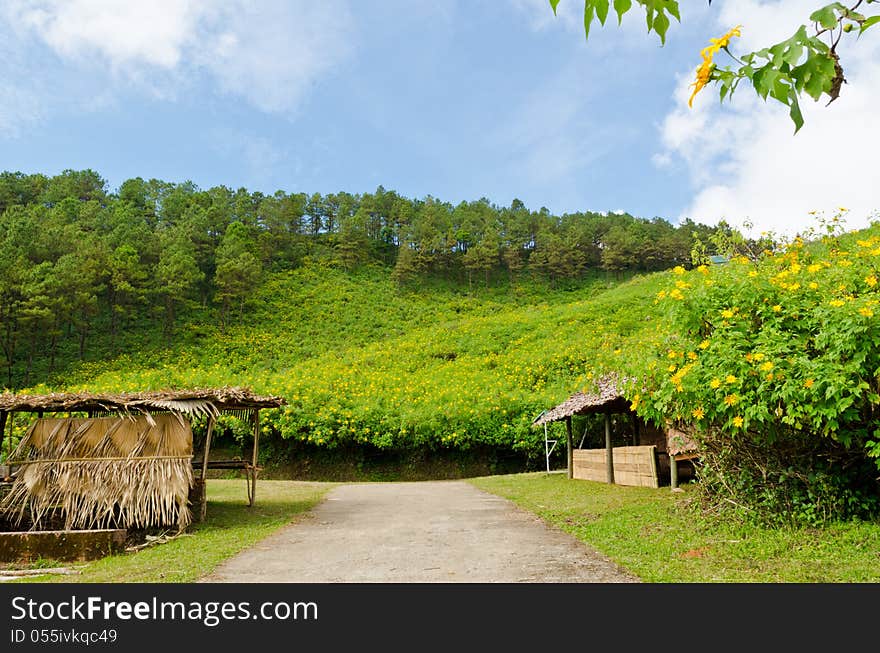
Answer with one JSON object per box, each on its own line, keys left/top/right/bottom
{"left": 572, "top": 445, "right": 659, "bottom": 488}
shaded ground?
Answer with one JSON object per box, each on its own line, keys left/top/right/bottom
{"left": 201, "top": 480, "right": 639, "bottom": 583}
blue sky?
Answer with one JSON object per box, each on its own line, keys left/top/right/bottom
{"left": 2, "top": 1, "right": 878, "bottom": 236}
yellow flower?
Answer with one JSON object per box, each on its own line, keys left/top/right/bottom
{"left": 725, "top": 375, "right": 738, "bottom": 384}
{"left": 688, "top": 59, "right": 713, "bottom": 108}
{"left": 630, "top": 394, "right": 641, "bottom": 411}
{"left": 657, "top": 290, "right": 668, "bottom": 299}
{"left": 668, "top": 350, "right": 678, "bottom": 359}
{"left": 692, "top": 407, "right": 705, "bottom": 419}
{"left": 829, "top": 299, "right": 846, "bottom": 307}
{"left": 752, "top": 352, "right": 765, "bottom": 361}
{"left": 807, "top": 264, "right": 822, "bottom": 273}
{"left": 710, "top": 378, "right": 721, "bottom": 389}
{"left": 772, "top": 305, "right": 782, "bottom": 312}
{"left": 673, "top": 265, "right": 686, "bottom": 275}
{"left": 687, "top": 351, "right": 698, "bottom": 360}
{"left": 808, "top": 282, "right": 818, "bottom": 290}
{"left": 668, "top": 364, "right": 677, "bottom": 372}
{"left": 688, "top": 25, "right": 742, "bottom": 108}
{"left": 859, "top": 307, "right": 874, "bottom": 318}
{"left": 732, "top": 416, "right": 744, "bottom": 428}
{"left": 804, "top": 378, "right": 814, "bottom": 389}
{"left": 697, "top": 265, "right": 709, "bottom": 274}
{"left": 724, "top": 394, "right": 739, "bottom": 406}
{"left": 721, "top": 309, "right": 735, "bottom": 319}
{"left": 760, "top": 361, "right": 774, "bottom": 372}
{"left": 866, "top": 275, "right": 877, "bottom": 287}
{"left": 669, "top": 288, "right": 684, "bottom": 300}
{"left": 748, "top": 270, "right": 758, "bottom": 278}
{"left": 699, "top": 339, "right": 710, "bottom": 350}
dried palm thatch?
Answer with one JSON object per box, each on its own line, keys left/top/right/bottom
{"left": 0, "top": 386, "right": 285, "bottom": 415}
{"left": 1, "top": 414, "right": 194, "bottom": 532}
{"left": 666, "top": 422, "right": 699, "bottom": 457}
{"left": 532, "top": 373, "right": 634, "bottom": 426}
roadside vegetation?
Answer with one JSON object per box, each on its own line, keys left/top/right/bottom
{"left": 471, "top": 473, "right": 880, "bottom": 582}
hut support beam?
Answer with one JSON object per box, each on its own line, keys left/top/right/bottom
{"left": 199, "top": 414, "right": 216, "bottom": 522}
{"left": 565, "top": 416, "right": 573, "bottom": 480}
{"left": 605, "top": 412, "right": 614, "bottom": 485}
{"left": 631, "top": 414, "right": 639, "bottom": 446}
{"left": 670, "top": 455, "right": 679, "bottom": 490}
{"left": 248, "top": 409, "right": 260, "bottom": 507}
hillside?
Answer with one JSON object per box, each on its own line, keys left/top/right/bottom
{"left": 28, "top": 262, "right": 665, "bottom": 474}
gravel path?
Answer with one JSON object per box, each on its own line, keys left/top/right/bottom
{"left": 201, "top": 481, "right": 639, "bottom": 583}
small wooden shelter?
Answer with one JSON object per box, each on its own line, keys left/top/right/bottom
{"left": 532, "top": 375, "right": 693, "bottom": 489}
{"left": 0, "top": 387, "right": 285, "bottom": 530}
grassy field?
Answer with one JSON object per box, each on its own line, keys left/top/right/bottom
{"left": 8, "top": 480, "right": 334, "bottom": 583}
{"left": 469, "top": 472, "right": 880, "bottom": 582}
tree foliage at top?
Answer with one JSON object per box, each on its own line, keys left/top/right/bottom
{"left": 550, "top": 0, "right": 880, "bottom": 131}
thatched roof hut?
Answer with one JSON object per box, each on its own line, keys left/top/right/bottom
{"left": 532, "top": 374, "right": 698, "bottom": 489}
{"left": 0, "top": 387, "right": 285, "bottom": 531}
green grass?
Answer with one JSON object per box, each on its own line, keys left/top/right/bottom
{"left": 469, "top": 472, "right": 880, "bottom": 582}
{"left": 10, "top": 479, "right": 334, "bottom": 583}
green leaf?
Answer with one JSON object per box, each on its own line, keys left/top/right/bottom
{"left": 613, "top": 0, "right": 632, "bottom": 25}
{"left": 549, "top": 0, "right": 561, "bottom": 15}
{"left": 809, "top": 5, "right": 839, "bottom": 30}
{"left": 782, "top": 43, "right": 804, "bottom": 66}
{"left": 860, "top": 15, "right": 880, "bottom": 35}
{"left": 653, "top": 10, "right": 670, "bottom": 45}
{"left": 584, "top": 3, "right": 595, "bottom": 40}
{"left": 594, "top": 0, "right": 610, "bottom": 25}
{"left": 789, "top": 91, "right": 804, "bottom": 133}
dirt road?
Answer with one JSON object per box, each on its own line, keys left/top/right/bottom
{"left": 200, "top": 481, "right": 639, "bottom": 583}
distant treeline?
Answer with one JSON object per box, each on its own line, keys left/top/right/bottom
{"left": 0, "top": 168, "right": 720, "bottom": 385}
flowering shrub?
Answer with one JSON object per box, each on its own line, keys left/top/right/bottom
{"left": 624, "top": 219, "right": 880, "bottom": 523}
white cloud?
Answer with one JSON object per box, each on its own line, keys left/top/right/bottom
{"left": 2, "top": 0, "right": 354, "bottom": 115}
{"left": 9, "top": 0, "right": 199, "bottom": 68}
{"left": 656, "top": 0, "right": 880, "bottom": 238}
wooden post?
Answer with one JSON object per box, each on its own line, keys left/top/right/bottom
{"left": 670, "top": 454, "right": 679, "bottom": 489}
{"left": 565, "top": 416, "right": 573, "bottom": 480}
{"left": 249, "top": 409, "right": 260, "bottom": 507}
{"left": 0, "top": 411, "right": 8, "bottom": 478}
{"left": 605, "top": 412, "right": 615, "bottom": 484}
{"left": 631, "top": 414, "right": 640, "bottom": 446}
{"left": 199, "top": 414, "right": 216, "bottom": 522}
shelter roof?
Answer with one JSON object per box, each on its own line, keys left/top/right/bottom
{"left": 0, "top": 386, "right": 285, "bottom": 417}
{"left": 532, "top": 374, "right": 632, "bottom": 426}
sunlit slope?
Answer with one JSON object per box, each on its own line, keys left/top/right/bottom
{"left": 56, "top": 266, "right": 666, "bottom": 455}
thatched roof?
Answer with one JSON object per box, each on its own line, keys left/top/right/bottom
{"left": 666, "top": 424, "right": 699, "bottom": 456}
{"left": 0, "top": 386, "right": 285, "bottom": 417}
{"left": 532, "top": 375, "right": 632, "bottom": 426}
